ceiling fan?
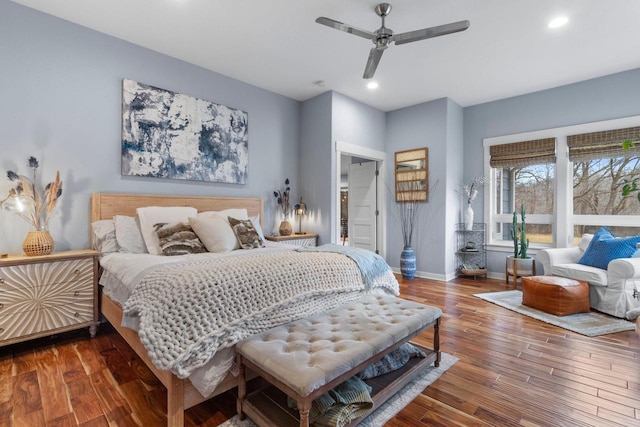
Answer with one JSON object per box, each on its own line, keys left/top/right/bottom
{"left": 316, "top": 3, "right": 470, "bottom": 79}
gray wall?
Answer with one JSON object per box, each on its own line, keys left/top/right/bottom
{"left": 463, "top": 67, "right": 640, "bottom": 275}
{"left": 0, "top": 1, "right": 300, "bottom": 253}
{"left": 299, "top": 91, "right": 386, "bottom": 246}
{"left": 386, "top": 98, "right": 450, "bottom": 278}
{"left": 299, "top": 92, "right": 333, "bottom": 243}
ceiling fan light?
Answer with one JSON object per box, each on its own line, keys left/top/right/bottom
{"left": 548, "top": 16, "right": 569, "bottom": 29}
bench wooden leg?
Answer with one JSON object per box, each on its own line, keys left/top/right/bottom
{"left": 434, "top": 317, "right": 441, "bottom": 367}
{"left": 236, "top": 354, "right": 247, "bottom": 420}
{"left": 298, "top": 397, "right": 312, "bottom": 427}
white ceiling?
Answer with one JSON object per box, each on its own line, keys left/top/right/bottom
{"left": 11, "top": 0, "right": 640, "bottom": 111}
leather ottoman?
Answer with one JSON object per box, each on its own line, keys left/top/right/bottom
{"left": 522, "top": 276, "right": 590, "bottom": 316}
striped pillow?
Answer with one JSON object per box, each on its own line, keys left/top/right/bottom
{"left": 155, "top": 222, "right": 206, "bottom": 256}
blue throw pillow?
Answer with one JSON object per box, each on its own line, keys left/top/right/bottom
{"left": 578, "top": 227, "right": 640, "bottom": 269}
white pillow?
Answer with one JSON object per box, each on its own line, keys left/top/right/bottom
{"left": 91, "top": 219, "right": 119, "bottom": 254}
{"left": 198, "top": 208, "right": 248, "bottom": 220}
{"left": 114, "top": 215, "right": 147, "bottom": 254}
{"left": 579, "top": 234, "right": 594, "bottom": 252}
{"left": 189, "top": 215, "right": 239, "bottom": 253}
{"left": 137, "top": 206, "right": 198, "bottom": 255}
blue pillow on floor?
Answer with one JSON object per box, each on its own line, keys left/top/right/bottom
{"left": 578, "top": 227, "right": 640, "bottom": 270}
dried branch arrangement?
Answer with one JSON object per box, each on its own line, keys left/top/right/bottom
{"left": 4, "top": 156, "right": 63, "bottom": 230}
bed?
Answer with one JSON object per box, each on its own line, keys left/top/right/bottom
{"left": 90, "top": 192, "right": 399, "bottom": 427}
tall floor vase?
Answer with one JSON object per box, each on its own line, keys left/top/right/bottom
{"left": 400, "top": 245, "right": 416, "bottom": 279}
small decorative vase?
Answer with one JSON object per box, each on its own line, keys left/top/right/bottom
{"left": 400, "top": 245, "right": 417, "bottom": 280}
{"left": 464, "top": 204, "right": 474, "bottom": 231}
{"left": 279, "top": 220, "right": 293, "bottom": 236}
{"left": 23, "top": 230, "right": 55, "bottom": 256}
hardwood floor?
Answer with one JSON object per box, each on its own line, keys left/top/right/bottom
{"left": 0, "top": 276, "right": 638, "bottom": 426}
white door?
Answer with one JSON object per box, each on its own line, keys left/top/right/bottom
{"left": 348, "top": 161, "right": 377, "bottom": 252}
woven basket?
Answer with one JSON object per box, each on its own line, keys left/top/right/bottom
{"left": 23, "top": 230, "right": 55, "bottom": 256}
{"left": 461, "top": 268, "right": 487, "bottom": 276}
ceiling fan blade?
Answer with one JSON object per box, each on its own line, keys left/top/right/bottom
{"left": 392, "top": 20, "right": 470, "bottom": 45}
{"left": 315, "top": 17, "right": 376, "bottom": 40}
{"left": 363, "top": 47, "right": 384, "bottom": 79}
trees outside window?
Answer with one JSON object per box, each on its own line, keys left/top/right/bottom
{"left": 485, "top": 118, "right": 640, "bottom": 248}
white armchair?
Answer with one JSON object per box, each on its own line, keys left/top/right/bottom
{"left": 538, "top": 234, "right": 640, "bottom": 319}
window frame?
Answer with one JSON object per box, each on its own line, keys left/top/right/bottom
{"left": 483, "top": 115, "right": 640, "bottom": 250}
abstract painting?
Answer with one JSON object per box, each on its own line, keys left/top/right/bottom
{"left": 121, "top": 79, "right": 248, "bottom": 184}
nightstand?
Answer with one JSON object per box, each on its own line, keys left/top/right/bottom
{"left": 0, "top": 249, "right": 100, "bottom": 346}
{"left": 265, "top": 233, "right": 318, "bottom": 247}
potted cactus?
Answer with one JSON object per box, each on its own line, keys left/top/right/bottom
{"left": 506, "top": 204, "right": 536, "bottom": 283}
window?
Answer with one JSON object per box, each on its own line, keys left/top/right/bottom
{"left": 569, "top": 126, "right": 640, "bottom": 241}
{"left": 488, "top": 138, "right": 555, "bottom": 246}
{"left": 484, "top": 117, "right": 640, "bottom": 249}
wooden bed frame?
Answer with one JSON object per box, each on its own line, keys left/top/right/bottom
{"left": 91, "top": 192, "right": 264, "bottom": 427}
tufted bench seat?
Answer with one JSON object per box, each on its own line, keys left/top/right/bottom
{"left": 235, "top": 294, "right": 442, "bottom": 427}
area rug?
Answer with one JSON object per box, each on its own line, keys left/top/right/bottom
{"left": 474, "top": 290, "right": 635, "bottom": 337}
{"left": 219, "top": 352, "right": 458, "bottom": 427}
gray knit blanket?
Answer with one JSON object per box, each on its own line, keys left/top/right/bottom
{"left": 122, "top": 250, "right": 399, "bottom": 378}
{"left": 298, "top": 244, "right": 393, "bottom": 289}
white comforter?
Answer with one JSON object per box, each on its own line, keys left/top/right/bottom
{"left": 99, "top": 243, "right": 399, "bottom": 397}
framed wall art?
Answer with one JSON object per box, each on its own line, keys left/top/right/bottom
{"left": 395, "top": 147, "right": 428, "bottom": 202}
{"left": 121, "top": 79, "right": 248, "bottom": 184}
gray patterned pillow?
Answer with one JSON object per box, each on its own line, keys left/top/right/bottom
{"left": 228, "top": 217, "right": 264, "bottom": 249}
{"left": 114, "top": 215, "right": 147, "bottom": 254}
{"left": 155, "top": 222, "right": 206, "bottom": 256}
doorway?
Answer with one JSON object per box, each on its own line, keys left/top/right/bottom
{"left": 334, "top": 141, "right": 386, "bottom": 256}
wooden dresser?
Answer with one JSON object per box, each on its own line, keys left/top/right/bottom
{"left": 0, "top": 249, "right": 99, "bottom": 346}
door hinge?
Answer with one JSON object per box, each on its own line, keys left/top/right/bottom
{"left": 375, "top": 169, "right": 379, "bottom": 176}
{"left": 375, "top": 210, "right": 379, "bottom": 216}
{"left": 375, "top": 249, "right": 380, "bottom": 254}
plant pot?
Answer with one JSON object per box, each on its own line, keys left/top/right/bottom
{"left": 279, "top": 220, "right": 293, "bottom": 236}
{"left": 400, "top": 246, "right": 416, "bottom": 280}
{"left": 23, "top": 230, "right": 55, "bottom": 256}
{"left": 505, "top": 256, "right": 536, "bottom": 284}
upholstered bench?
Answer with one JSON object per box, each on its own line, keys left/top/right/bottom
{"left": 235, "top": 294, "right": 442, "bottom": 427}
{"left": 522, "top": 275, "right": 590, "bottom": 316}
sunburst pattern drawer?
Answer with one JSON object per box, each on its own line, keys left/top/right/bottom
{"left": 0, "top": 258, "right": 93, "bottom": 291}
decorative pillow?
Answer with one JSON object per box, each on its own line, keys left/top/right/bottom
{"left": 578, "top": 233, "right": 594, "bottom": 252}
{"left": 357, "top": 343, "right": 426, "bottom": 380}
{"left": 578, "top": 227, "right": 640, "bottom": 269}
{"left": 189, "top": 215, "right": 239, "bottom": 253}
{"left": 250, "top": 214, "right": 266, "bottom": 241}
{"left": 114, "top": 215, "right": 147, "bottom": 254}
{"left": 91, "top": 219, "right": 119, "bottom": 254}
{"left": 155, "top": 222, "right": 206, "bottom": 256}
{"left": 228, "top": 217, "right": 264, "bottom": 249}
{"left": 137, "top": 206, "right": 198, "bottom": 255}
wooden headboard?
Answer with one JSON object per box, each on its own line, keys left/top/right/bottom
{"left": 91, "top": 193, "right": 263, "bottom": 224}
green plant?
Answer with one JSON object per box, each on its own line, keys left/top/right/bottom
{"left": 510, "top": 204, "right": 529, "bottom": 258}
{"left": 620, "top": 140, "right": 640, "bottom": 202}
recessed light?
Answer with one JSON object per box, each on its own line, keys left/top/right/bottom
{"left": 548, "top": 16, "right": 568, "bottom": 29}
{"left": 367, "top": 81, "right": 379, "bottom": 90}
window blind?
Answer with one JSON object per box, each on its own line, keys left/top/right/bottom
{"left": 489, "top": 138, "right": 556, "bottom": 168}
{"left": 568, "top": 126, "right": 640, "bottom": 162}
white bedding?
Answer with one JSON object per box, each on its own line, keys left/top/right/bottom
{"left": 99, "top": 243, "right": 398, "bottom": 397}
